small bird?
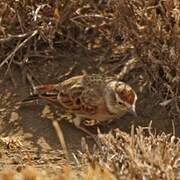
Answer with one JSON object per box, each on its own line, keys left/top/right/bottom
{"left": 23, "top": 74, "right": 137, "bottom": 139}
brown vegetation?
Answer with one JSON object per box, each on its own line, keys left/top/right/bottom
{"left": 0, "top": 127, "right": 179, "bottom": 179}
{"left": 0, "top": 0, "right": 179, "bottom": 179}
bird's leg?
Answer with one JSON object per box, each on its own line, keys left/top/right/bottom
{"left": 73, "top": 116, "right": 96, "bottom": 140}
{"left": 73, "top": 117, "right": 102, "bottom": 149}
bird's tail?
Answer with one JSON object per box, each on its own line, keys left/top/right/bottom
{"left": 22, "top": 84, "right": 59, "bottom": 104}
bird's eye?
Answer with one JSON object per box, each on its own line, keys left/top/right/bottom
{"left": 119, "top": 102, "right": 123, "bottom": 105}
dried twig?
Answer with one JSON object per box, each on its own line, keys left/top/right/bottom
{"left": 116, "top": 57, "right": 139, "bottom": 80}
{"left": 0, "top": 33, "right": 30, "bottom": 43}
{"left": 58, "top": 61, "right": 77, "bottom": 81}
{"left": 0, "top": 30, "right": 38, "bottom": 69}
{"left": 71, "top": 14, "right": 111, "bottom": 20}
{"left": 26, "top": 71, "right": 37, "bottom": 90}
{"left": 159, "top": 99, "right": 173, "bottom": 107}
{"left": 52, "top": 120, "right": 69, "bottom": 161}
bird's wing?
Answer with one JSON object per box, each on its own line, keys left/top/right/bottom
{"left": 58, "top": 74, "right": 105, "bottom": 116}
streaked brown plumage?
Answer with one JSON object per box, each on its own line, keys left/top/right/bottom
{"left": 24, "top": 74, "right": 137, "bottom": 138}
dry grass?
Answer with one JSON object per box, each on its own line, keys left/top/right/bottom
{"left": 0, "top": 0, "right": 180, "bottom": 179}
{"left": 77, "top": 126, "right": 180, "bottom": 179}
{"left": 0, "top": 127, "right": 179, "bottom": 179}
{"left": 112, "top": 0, "right": 180, "bottom": 119}
{"left": 0, "top": 165, "right": 116, "bottom": 180}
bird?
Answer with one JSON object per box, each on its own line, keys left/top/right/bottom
{"left": 23, "top": 73, "right": 137, "bottom": 139}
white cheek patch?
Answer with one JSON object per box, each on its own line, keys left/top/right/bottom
{"left": 115, "top": 93, "right": 123, "bottom": 103}
{"left": 104, "top": 86, "right": 120, "bottom": 114}
{"left": 105, "top": 80, "right": 137, "bottom": 114}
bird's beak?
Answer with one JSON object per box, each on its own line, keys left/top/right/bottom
{"left": 129, "top": 105, "right": 137, "bottom": 117}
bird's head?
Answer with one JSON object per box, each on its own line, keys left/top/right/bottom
{"left": 105, "top": 81, "right": 137, "bottom": 117}
{"left": 114, "top": 82, "right": 137, "bottom": 116}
